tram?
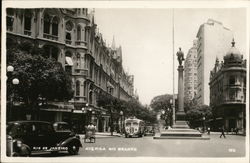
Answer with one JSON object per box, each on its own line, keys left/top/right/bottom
{"left": 124, "top": 118, "right": 145, "bottom": 138}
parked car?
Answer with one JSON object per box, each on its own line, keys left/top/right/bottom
{"left": 144, "top": 126, "right": 155, "bottom": 136}
{"left": 7, "top": 121, "right": 82, "bottom": 157}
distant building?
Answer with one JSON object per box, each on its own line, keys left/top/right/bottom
{"left": 184, "top": 39, "right": 198, "bottom": 102}
{"left": 6, "top": 8, "right": 135, "bottom": 132}
{"left": 196, "top": 19, "right": 233, "bottom": 105}
{"left": 209, "top": 40, "right": 246, "bottom": 134}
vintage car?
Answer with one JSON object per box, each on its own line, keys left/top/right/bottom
{"left": 6, "top": 121, "right": 82, "bottom": 156}
{"left": 53, "top": 122, "right": 71, "bottom": 132}
{"left": 144, "top": 126, "right": 155, "bottom": 136}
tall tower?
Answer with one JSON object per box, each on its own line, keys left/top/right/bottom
{"left": 196, "top": 19, "right": 233, "bottom": 105}
{"left": 184, "top": 39, "right": 198, "bottom": 102}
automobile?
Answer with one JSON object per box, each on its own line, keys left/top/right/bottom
{"left": 53, "top": 122, "right": 72, "bottom": 132}
{"left": 6, "top": 121, "right": 82, "bottom": 157}
{"left": 144, "top": 126, "right": 155, "bottom": 136}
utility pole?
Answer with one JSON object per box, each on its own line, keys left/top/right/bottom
{"left": 172, "top": 8, "right": 176, "bottom": 125}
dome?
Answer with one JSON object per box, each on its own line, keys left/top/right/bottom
{"left": 224, "top": 39, "right": 242, "bottom": 62}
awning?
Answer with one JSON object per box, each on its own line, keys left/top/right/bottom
{"left": 65, "top": 56, "right": 73, "bottom": 66}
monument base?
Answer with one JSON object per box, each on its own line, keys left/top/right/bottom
{"left": 176, "top": 111, "right": 186, "bottom": 121}
{"left": 154, "top": 117, "right": 210, "bottom": 140}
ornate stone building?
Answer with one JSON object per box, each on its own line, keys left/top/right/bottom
{"left": 209, "top": 40, "right": 246, "bottom": 134}
{"left": 6, "top": 8, "right": 135, "bottom": 132}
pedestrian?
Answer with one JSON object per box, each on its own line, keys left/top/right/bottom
{"left": 220, "top": 126, "right": 226, "bottom": 138}
{"left": 207, "top": 127, "right": 210, "bottom": 135}
{"left": 235, "top": 128, "right": 239, "bottom": 135}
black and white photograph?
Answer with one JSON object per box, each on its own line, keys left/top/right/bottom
{"left": 1, "top": 1, "right": 249, "bottom": 163}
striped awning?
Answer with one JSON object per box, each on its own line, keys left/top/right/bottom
{"left": 65, "top": 56, "right": 73, "bottom": 66}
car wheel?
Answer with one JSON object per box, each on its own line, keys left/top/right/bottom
{"left": 67, "top": 144, "right": 79, "bottom": 155}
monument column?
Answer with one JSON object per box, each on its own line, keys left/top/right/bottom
{"left": 178, "top": 65, "right": 184, "bottom": 112}
{"left": 175, "top": 48, "right": 186, "bottom": 121}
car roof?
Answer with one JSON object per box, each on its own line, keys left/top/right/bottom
{"left": 53, "top": 122, "right": 69, "bottom": 124}
{"left": 7, "top": 121, "right": 51, "bottom": 125}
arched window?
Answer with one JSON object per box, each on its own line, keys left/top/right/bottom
{"left": 83, "top": 81, "right": 87, "bottom": 96}
{"left": 229, "top": 76, "right": 236, "bottom": 85}
{"left": 77, "top": 25, "right": 81, "bottom": 41}
{"left": 65, "top": 51, "right": 72, "bottom": 57}
{"left": 89, "top": 91, "right": 93, "bottom": 104}
{"left": 24, "top": 10, "right": 32, "bottom": 32}
{"left": 52, "top": 16, "right": 59, "bottom": 36}
{"left": 84, "top": 27, "right": 88, "bottom": 41}
{"left": 76, "top": 53, "right": 81, "bottom": 68}
{"left": 43, "top": 13, "right": 50, "bottom": 34}
{"left": 76, "top": 80, "right": 80, "bottom": 96}
{"left": 43, "top": 45, "right": 59, "bottom": 60}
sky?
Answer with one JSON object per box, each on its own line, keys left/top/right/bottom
{"left": 94, "top": 8, "right": 247, "bottom": 105}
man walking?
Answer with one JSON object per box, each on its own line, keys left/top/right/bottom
{"left": 220, "top": 126, "right": 226, "bottom": 138}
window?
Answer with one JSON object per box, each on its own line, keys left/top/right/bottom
{"left": 52, "top": 17, "right": 59, "bottom": 36}
{"left": 43, "top": 14, "right": 50, "bottom": 34}
{"left": 229, "top": 90, "right": 237, "bottom": 100}
{"left": 66, "top": 32, "right": 71, "bottom": 40}
{"left": 76, "top": 53, "right": 81, "bottom": 68}
{"left": 83, "top": 81, "right": 87, "bottom": 96}
{"left": 84, "top": 27, "right": 88, "bottom": 41}
{"left": 24, "top": 10, "right": 32, "bottom": 32}
{"left": 77, "top": 25, "right": 81, "bottom": 40}
{"left": 7, "top": 8, "right": 14, "bottom": 31}
{"left": 43, "top": 45, "right": 59, "bottom": 60}
{"left": 229, "top": 76, "right": 235, "bottom": 85}
{"left": 76, "top": 80, "right": 80, "bottom": 96}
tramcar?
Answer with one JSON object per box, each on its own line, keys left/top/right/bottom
{"left": 124, "top": 118, "right": 145, "bottom": 138}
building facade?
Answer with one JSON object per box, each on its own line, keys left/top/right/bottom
{"left": 196, "top": 19, "right": 233, "bottom": 105}
{"left": 6, "top": 8, "right": 135, "bottom": 132}
{"left": 184, "top": 39, "right": 198, "bottom": 102}
{"left": 209, "top": 40, "right": 246, "bottom": 134}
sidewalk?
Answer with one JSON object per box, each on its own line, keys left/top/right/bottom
{"left": 79, "top": 132, "right": 122, "bottom": 138}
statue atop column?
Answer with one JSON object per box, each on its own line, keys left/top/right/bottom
{"left": 176, "top": 47, "right": 185, "bottom": 66}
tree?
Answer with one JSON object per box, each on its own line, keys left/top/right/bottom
{"left": 150, "top": 94, "right": 173, "bottom": 112}
{"left": 186, "top": 105, "right": 212, "bottom": 128}
{"left": 150, "top": 94, "right": 173, "bottom": 126}
{"left": 7, "top": 45, "right": 74, "bottom": 120}
{"left": 97, "top": 93, "right": 157, "bottom": 135}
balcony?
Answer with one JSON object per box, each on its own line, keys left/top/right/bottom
{"left": 43, "top": 33, "right": 58, "bottom": 41}
{"left": 65, "top": 39, "right": 72, "bottom": 45}
{"left": 75, "top": 40, "right": 87, "bottom": 47}
{"left": 24, "top": 30, "right": 32, "bottom": 36}
{"left": 73, "top": 68, "right": 88, "bottom": 76}
{"left": 71, "top": 96, "right": 87, "bottom": 104}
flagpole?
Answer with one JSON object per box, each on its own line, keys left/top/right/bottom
{"left": 172, "top": 8, "right": 176, "bottom": 126}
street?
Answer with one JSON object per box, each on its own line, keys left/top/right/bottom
{"left": 31, "top": 133, "right": 245, "bottom": 157}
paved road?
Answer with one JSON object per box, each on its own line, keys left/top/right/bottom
{"left": 78, "top": 134, "right": 245, "bottom": 157}
{"left": 31, "top": 134, "right": 245, "bottom": 157}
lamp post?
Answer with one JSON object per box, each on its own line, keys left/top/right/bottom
{"left": 161, "top": 110, "right": 166, "bottom": 129}
{"left": 82, "top": 103, "right": 88, "bottom": 133}
{"left": 89, "top": 108, "right": 92, "bottom": 124}
{"left": 7, "top": 65, "right": 19, "bottom": 121}
{"left": 120, "top": 111, "right": 123, "bottom": 134}
{"left": 202, "top": 116, "right": 206, "bottom": 133}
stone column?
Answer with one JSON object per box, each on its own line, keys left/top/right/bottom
{"left": 176, "top": 65, "right": 185, "bottom": 120}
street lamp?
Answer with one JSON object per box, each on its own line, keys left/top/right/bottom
{"left": 202, "top": 116, "right": 206, "bottom": 133}
{"left": 88, "top": 108, "right": 92, "bottom": 124}
{"left": 120, "top": 111, "right": 123, "bottom": 134}
{"left": 7, "top": 65, "right": 19, "bottom": 121}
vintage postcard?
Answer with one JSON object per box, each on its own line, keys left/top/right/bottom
{"left": 1, "top": 0, "right": 249, "bottom": 163}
